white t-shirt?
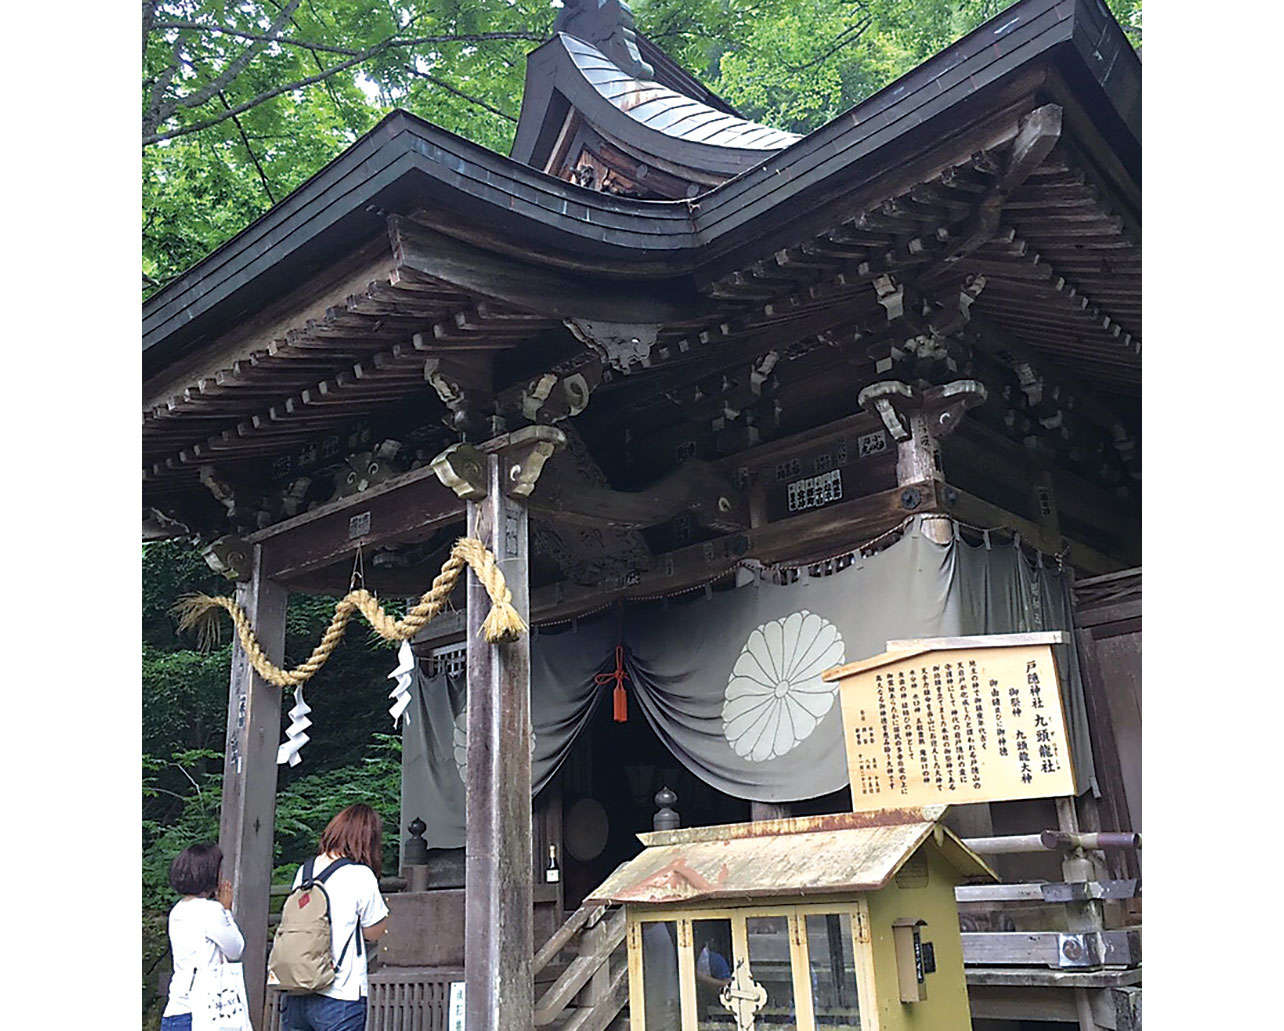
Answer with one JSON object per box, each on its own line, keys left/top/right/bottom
{"left": 291, "top": 854, "right": 389, "bottom": 1000}
{"left": 164, "top": 898, "right": 245, "bottom": 1016}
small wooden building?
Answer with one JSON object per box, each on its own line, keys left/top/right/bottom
{"left": 143, "top": 0, "right": 1141, "bottom": 1027}
{"left": 588, "top": 808, "right": 995, "bottom": 1031}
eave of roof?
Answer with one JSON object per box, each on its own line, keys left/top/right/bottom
{"left": 586, "top": 809, "right": 995, "bottom": 905}
{"left": 143, "top": 0, "right": 1138, "bottom": 380}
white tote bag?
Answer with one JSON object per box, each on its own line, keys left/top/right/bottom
{"left": 190, "top": 955, "right": 253, "bottom": 1031}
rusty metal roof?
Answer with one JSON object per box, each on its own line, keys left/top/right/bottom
{"left": 561, "top": 34, "right": 800, "bottom": 152}
{"left": 587, "top": 809, "right": 995, "bottom": 906}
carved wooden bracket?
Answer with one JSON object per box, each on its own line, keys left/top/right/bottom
{"left": 202, "top": 535, "right": 253, "bottom": 581}
{"left": 430, "top": 425, "right": 567, "bottom": 501}
{"left": 431, "top": 442, "right": 488, "bottom": 501}
{"left": 858, "top": 380, "right": 988, "bottom": 441}
{"left": 495, "top": 356, "right": 605, "bottom": 424}
{"left": 423, "top": 354, "right": 495, "bottom": 440}
{"left": 565, "top": 318, "right": 661, "bottom": 373}
{"left": 858, "top": 379, "right": 988, "bottom": 487}
{"left": 498, "top": 425, "right": 567, "bottom": 498}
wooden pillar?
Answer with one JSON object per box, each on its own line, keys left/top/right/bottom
{"left": 435, "top": 426, "right": 563, "bottom": 1031}
{"left": 218, "top": 543, "right": 287, "bottom": 1030}
{"left": 896, "top": 409, "right": 952, "bottom": 545}
{"left": 861, "top": 379, "right": 993, "bottom": 834}
{"left": 466, "top": 448, "right": 533, "bottom": 1030}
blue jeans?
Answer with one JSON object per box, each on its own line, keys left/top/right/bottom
{"left": 160, "top": 1017, "right": 192, "bottom": 1031}
{"left": 280, "top": 993, "right": 367, "bottom": 1031}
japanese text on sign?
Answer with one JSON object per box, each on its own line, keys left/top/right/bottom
{"left": 832, "top": 641, "right": 1075, "bottom": 810}
{"left": 787, "top": 468, "right": 842, "bottom": 512}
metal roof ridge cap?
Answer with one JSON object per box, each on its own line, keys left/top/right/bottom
{"left": 636, "top": 808, "right": 941, "bottom": 847}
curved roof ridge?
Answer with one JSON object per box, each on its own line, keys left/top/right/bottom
{"left": 559, "top": 33, "right": 800, "bottom": 153}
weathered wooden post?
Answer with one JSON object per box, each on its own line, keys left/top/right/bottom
{"left": 858, "top": 379, "right": 986, "bottom": 545}
{"left": 858, "top": 380, "right": 993, "bottom": 840}
{"left": 217, "top": 543, "right": 287, "bottom": 1030}
{"left": 433, "top": 425, "right": 564, "bottom": 1031}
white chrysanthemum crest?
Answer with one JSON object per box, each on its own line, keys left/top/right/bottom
{"left": 721, "top": 610, "right": 845, "bottom": 762}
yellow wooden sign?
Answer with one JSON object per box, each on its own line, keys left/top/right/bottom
{"left": 822, "top": 633, "right": 1077, "bottom": 811}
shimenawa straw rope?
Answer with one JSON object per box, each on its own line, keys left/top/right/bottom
{"left": 171, "top": 537, "right": 524, "bottom": 689}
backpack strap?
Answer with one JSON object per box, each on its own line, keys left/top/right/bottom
{"left": 335, "top": 924, "right": 362, "bottom": 969}
{"left": 300, "top": 857, "right": 316, "bottom": 887}
{"left": 314, "top": 858, "right": 362, "bottom": 971}
{"left": 312, "top": 857, "right": 355, "bottom": 883}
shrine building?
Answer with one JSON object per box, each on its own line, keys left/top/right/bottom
{"left": 143, "top": 1, "right": 1141, "bottom": 1028}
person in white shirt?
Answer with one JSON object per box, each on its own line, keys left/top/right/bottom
{"left": 281, "top": 803, "right": 390, "bottom": 1031}
{"left": 162, "top": 842, "right": 246, "bottom": 1031}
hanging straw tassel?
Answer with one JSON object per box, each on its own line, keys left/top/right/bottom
{"left": 170, "top": 594, "right": 228, "bottom": 652}
{"left": 613, "top": 683, "right": 628, "bottom": 723}
{"left": 171, "top": 537, "right": 525, "bottom": 690}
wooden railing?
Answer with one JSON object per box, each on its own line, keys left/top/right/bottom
{"left": 533, "top": 901, "right": 629, "bottom": 1031}
{"left": 265, "top": 967, "right": 461, "bottom": 1031}
{"left": 955, "top": 829, "right": 1142, "bottom": 1030}
{"left": 263, "top": 893, "right": 629, "bottom": 1031}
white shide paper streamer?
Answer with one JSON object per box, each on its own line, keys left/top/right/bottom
{"left": 276, "top": 685, "right": 312, "bottom": 767}
{"left": 388, "top": 639, "right": 415, "bottom": 727}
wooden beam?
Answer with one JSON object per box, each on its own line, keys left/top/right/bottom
{"left": 942, "top": 425, "right": 1139, "bottom": 553}
{"left": 218, "top": 544, "right": 287, "bottom": 1031}
{"left": 531, "top": 457, "right": 748, "bottom": 533}
{"left": 943, "top": 485, "right": 1122, "bottom": 575}
{"left": 529, "top": 480, "right": 941, "bottom": 625}
{"left": 409, "top": 481, "right": 937, "bottom": 649}
{"left": 714, "top": 410, "right": 882, "bottom": 477}
{"left": 389, "top": 215, "right": 712, "bottom": 324}
{"left": 966, "top": 983, "right": 1130, "bottom": 1030}
{"left": 249, "top": 465, "right": 466, "bottom": 583}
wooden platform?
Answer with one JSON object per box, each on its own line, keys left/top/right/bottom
{"left": 967, "top": 967, "right": 1141, "bottom": 1029}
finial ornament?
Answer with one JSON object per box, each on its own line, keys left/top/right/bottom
{"left": 555, "top": 1, "right": 655, "bottom": 80}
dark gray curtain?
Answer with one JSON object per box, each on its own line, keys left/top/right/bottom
{"left": 402, "top": 517, "right": 1094, "bottom": 848}
{"left": 402, "top": 612, "right": 615, "bottom": 849}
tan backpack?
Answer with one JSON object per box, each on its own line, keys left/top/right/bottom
{"left": 267, "top": 857, "right": 361, "bottom": 993}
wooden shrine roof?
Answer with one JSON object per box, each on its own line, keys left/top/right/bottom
{"left": 142, "top": 0, "right": 1140, "bottom": 557}
{"left": 587, "top": 809, "right": 995, "bottom": 905}
{"left": 509, "top": 33, "right": 800, "bottom": 187}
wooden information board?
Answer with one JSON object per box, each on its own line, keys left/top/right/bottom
{"left": 822, "top": 633, "right": 1077, "bottom": 811}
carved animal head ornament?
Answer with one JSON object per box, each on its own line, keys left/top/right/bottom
{"left": 330, "top": 440, "right": 406, "bottom": 499}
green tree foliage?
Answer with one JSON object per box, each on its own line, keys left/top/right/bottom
{"left": 143, "top": 1, "right": 1139, "bottom": 293}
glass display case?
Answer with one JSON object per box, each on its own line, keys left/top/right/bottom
{"left": 631, "top": 903, "right": 864, "bottom": 1031}
{"left": 591, "top": 809, "right": 993, "bottom": 1031}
